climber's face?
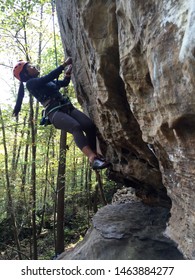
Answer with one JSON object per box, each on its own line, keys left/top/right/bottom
{"left": 26, "top": 64, "right": 40, "bottom": 77}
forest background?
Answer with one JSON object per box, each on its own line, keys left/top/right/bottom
{"left": 0, "top": 0, "right": 118, "bottom": 260}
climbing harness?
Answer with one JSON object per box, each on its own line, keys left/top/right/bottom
{"left": 40, "top": 97, "right": 73, "bottom": 126}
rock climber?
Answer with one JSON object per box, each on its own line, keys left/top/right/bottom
{"left": 12, "top": 57, "right": 110, "bottom": 170}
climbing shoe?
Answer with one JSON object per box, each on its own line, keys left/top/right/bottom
{"left": 92, "top": 157, "right": 110, "bottom": 170}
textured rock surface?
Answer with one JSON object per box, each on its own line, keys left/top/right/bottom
{"left": 56, "top": 0, "right": 195, "bottom": 259}
{"left": 58, "top": 202, "right": 184, "bottom": 260}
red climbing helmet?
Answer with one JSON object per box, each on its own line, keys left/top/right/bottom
{"left": 13, "top": 60, "right": 28, "bottom": 81}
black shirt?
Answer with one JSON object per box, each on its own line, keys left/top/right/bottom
{"left": 26, "top": 65, "right": 71, "bottom": 104}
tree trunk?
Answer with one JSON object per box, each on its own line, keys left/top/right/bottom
{"left": 85, "top": 160, "right": 92, "bottom": 226}
{"left": 29, "top": 95, "right": 38, "bottom": 260}
{"left": 55, "top": 130, "right": 67, "bottom": 255}
{"left": 15, "top": 115, "right": 27, "bottom": 174}
{"left": 95, "top": 170, "right": 107, "bottom": 205}
{"left": 39, "top": 127, "right": 53, "bottom": 234}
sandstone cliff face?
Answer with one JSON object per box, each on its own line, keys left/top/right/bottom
{"left": 56, "top": 0, "right": 195, "bottom": 259}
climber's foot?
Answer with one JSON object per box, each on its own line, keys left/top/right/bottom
{"left": 92, "top": 157, "right": 111, "bottom": 170}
